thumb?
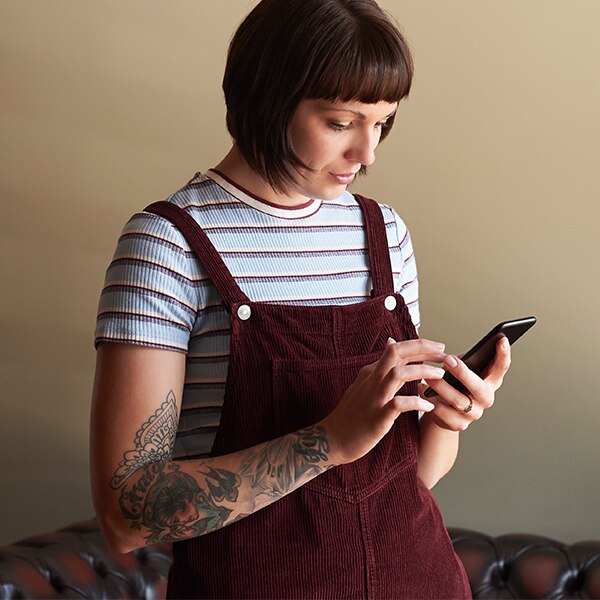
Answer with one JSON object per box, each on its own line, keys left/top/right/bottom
{"left": 382, "top": 395, "right": 435, "bottom": 420}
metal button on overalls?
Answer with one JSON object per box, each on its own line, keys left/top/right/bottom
{"left": 237, "top": 304, "right": 251, "bottom": 320}
{"left": 384, "top": 294, "right": 397, "bottom": 311}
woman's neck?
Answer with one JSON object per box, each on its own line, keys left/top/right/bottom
{"left": 213, "top": 147, "right": 309, "bottom": 207}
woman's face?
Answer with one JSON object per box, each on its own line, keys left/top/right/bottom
{"left": 286, "top": 98, "right": 398, "bottom": 201}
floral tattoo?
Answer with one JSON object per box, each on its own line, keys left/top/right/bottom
{"left": 111, "top": 391, "right": 331, "bottom": 545}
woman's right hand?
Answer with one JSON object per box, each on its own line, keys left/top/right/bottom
{"left": 319, "top": 338, "right": 447, "bottom": 465}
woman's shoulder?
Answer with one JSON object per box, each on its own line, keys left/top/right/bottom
{"left": 345, "top": 192, "right": 410, "bottom": 234}
{"left": 146, "top": 172, "right": 240, "bottom": 217}
{"left": 119, "top": 172, "right": 238, "bottom": 243}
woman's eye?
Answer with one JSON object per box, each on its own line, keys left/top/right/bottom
{"left": 327, "top": 119, "right": 389, "bottom": 132}
{"left": 328, "top": 121, "right": 351, "bottom": 131}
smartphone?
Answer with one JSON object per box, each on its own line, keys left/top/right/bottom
{"left": 424, "top": 316, "right": 537, "bottom": 398}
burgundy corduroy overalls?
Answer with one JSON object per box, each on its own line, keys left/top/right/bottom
{"left": 145, "top": 196, "right": 471, "bottom": 599}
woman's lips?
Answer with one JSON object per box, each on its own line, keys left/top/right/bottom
{"left": 330, "top": 172, "right": 356, "bottom": 185}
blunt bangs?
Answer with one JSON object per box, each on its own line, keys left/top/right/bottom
{"left": 303, "top": 13, "right": 413, "bottom": 107}
{"left": 223, "top": 0, "right": 413, "bottom": 193}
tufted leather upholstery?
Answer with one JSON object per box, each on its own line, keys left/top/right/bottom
{"left": 0, "top": 519, "right": 172, "bottom": 599}
{"left": 1, "top": 519, "right": 599, "bottom": 599}
{"left": 449, "top": 528, "right": 600, "bottom": 599}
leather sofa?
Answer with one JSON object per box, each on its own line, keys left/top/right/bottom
{"left": 0, "top": 520, "right": 171, "bottom": 599}
{"left": 450, "top": 528, "right": 600, "bottom": 599}
{"left": 0, "top": 519, "right": 599, "bottom": 599}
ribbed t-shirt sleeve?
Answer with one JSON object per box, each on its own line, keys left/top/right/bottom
{"left": 95, "top": 211, "right": 201, "bottom": 353}
{"left": 385, "top": 205, "right": 420, "bottom": 331}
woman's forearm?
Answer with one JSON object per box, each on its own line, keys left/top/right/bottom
{"left": 102, "top": 424, "right": 335, "bottom": 553}
{"left": 417, "top": 413, "right": 460, "bottom": 489}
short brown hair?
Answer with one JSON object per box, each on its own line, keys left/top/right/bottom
{"left": 223, "top": 0, "right": 414, "bottom": 193}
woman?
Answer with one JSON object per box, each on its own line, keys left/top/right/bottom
{"left": 91, "top": 0, "right": 511, "bottom": 597}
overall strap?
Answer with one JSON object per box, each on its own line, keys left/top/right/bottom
{"left": 144, "top": 201, "right": 250, "bottom": 307}
{"left": 354, "top": 194, "right": 395, "bottom": 298}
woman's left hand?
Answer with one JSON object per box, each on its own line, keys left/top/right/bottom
{"left": 420, "top": 336, "right": 511, "bottom": 431}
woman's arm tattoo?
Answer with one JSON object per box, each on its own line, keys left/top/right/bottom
{"left": 240, "top": 424, "right": 331, "bottom": 499}
{"left": 118, "top": 462, "right": 239, "bottom": 544}
{"left": 111, "top": 393, "right": 331, "bottom": 545}
{"left": 110, "top": 391, "right": 179, "bottom": 489}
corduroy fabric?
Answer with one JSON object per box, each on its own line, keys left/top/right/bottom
{"left": 146, "top": 196, "right": 471, "bottom": 599}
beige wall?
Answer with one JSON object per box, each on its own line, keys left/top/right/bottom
{"left": 1, "top": 1, "right": 598, "bottom": 545}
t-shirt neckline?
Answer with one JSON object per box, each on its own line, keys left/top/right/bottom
{"left": 204, "top": 169, "right": 323, "bottom": 219}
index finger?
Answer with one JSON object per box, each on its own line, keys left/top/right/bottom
{"left": 373, "top": 338, "right": 446, "bottom": 379}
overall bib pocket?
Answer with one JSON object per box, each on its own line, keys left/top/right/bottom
{"left": 272, "top": 352, "right": 416, "bottom": 502}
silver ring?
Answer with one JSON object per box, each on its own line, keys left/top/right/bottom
{"left": 463, "top": 398, "right": 473, "bottom": 414}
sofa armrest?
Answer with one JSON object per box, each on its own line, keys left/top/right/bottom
{"left": 448, "top": 527, "right": 600, "bottom": 599}
{"left": 0, "top": 519, "right": 172, "bottom": 599}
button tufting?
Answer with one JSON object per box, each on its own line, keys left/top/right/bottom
{"left": 237, "top": 304, "right": 252, "bottom": 321}
{"left": 384, "top": 295, "right": 397, "bottom": 311}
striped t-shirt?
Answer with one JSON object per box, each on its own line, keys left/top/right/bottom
{"left": 95, "top": 170, "right": 420, "bottom": 460}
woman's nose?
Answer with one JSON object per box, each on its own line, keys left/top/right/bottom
{"left": 346, "top": 130, "right": 378, "bottom": 166}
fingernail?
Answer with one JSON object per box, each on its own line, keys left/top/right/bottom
{"left": 434, "top": 342, "right": 446, "bottom": 350}
{"left": 445, "top": 355, "right": 458, "bottom": 369}
{"left": 501, "top": 336, "right": 510, "bottom": 349}
{"left": 387, "top": 337, "right": 396, "bottom": 344}
{"left": 422, "top": 400, "right": 435, "bottom": 411}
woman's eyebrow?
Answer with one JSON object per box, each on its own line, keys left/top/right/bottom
{"left": 325, "top": 107, "right": 397, "bottom": 120}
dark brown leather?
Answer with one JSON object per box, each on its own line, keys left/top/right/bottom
{"left": 0, "top": 519, "right": 172, "bottom": 599}
{"left": 1, "top": 521, "right": 599, "bottom": 598}
{"left": 449, "top": 527, "right": 600, "bottom": 599}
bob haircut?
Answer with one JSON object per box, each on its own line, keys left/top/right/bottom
{"left": 223, "top": 0, "right": 414, "bottom": 193}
